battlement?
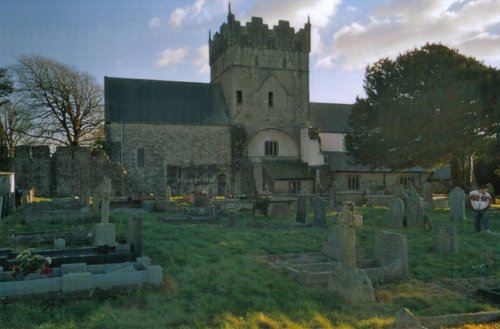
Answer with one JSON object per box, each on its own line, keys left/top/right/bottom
{"left": 209, "top": 10, "right": 311, "bottom": 64}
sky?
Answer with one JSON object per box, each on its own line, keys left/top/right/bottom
{"left": 1, "top": 0, "right": 499, "bottom": 104}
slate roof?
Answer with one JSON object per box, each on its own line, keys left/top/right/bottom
{"left": 309, "top": 102, "right": 352, "bottom": 133}
{"left": 104, "top": 77, "right": 230, "bottom": 125}
{"left": 324, "top": 152, "right": 428, "bottom": 173}
{"left": 263, "top": 160, "right": 315, "bottom": 180}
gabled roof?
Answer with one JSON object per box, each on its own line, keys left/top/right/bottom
{"left": 309, "top": 102, "right": 352, "bottom": 133}
{"left": 263, "top": 160, "right": 315, "bottom": 180}
{"left": 324, "top": 151, "right": 428, "bottom": 173}
{"left": 105, "top": 77, "right": 230, "bottom": 125}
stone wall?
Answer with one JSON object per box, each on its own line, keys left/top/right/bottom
{"left": 106, "top": 123, "right": 232, "bottom": 196}
{"left": 10, "top": 146, "right": 128, "bottom": 197}
{"left": 333, "top": 172, "right": 430, "bottom": 193}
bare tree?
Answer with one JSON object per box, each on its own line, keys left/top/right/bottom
{"left": 13, "top": 56, "right": 103, "bottom": 146}
{"left": 0, "top": 101, "right": 33, "bottom": 157}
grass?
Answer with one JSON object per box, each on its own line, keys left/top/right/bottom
{"left": 0, "top": 202, "right": 499, "bottom": 328}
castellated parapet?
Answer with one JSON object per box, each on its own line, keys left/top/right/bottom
{"left": 209, "top": 11, "right": 311, "bottom": 64}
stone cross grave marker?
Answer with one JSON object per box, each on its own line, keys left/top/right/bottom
{"left": 449, "top": 186, "right": 465, "bottom": 221}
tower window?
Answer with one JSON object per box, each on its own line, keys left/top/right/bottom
{"left": 236, "top": 90, "right": 243, "bottom": 105}
{"left": 268, "top": 92, "right": 274, "bottom": 108}
{"left": 137, "top": 148, "right": 145, "bottom": 168}
{"left": 265, "top": 141, "right": 278, "bottom": 156}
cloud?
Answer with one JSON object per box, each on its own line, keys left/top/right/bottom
{"left": 156, "top": 48, "right": 189, "bottom": 67}
{"left": 194, "top": 45, "right": 210, "bottom": 74}
{"left": 169, "top": 0, "right": 217, "bottom": 27}
{"left": 149, "top": 17, "right": 161, "bottom": 29}
{"left": 241, "top": 0, "right": 341, "bottom": 30}
{"left": 169, "top": 8, "right": 188, "bottom": 27}
{"left": 328, "top": 0, "right": 500, "bottom": 70}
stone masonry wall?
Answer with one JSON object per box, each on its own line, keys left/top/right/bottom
{"left": 10, "top": 146, "right": 128, "bottom": 197}
{"left": 106, "top": 122, "right": 232, "bottom": 196}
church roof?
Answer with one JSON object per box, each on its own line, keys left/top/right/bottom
{"left": 104, "top": 77, "right": 230, "bottom": 125}
{"left": 309, "top": 102, "right": 352, "bottom": 133}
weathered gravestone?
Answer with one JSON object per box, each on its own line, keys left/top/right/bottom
{"left": 422, "top": 182, "right": 433, "bottom": 205}
{"left": 432, "top": 223, "right": 458, "bottom": 254}
{"left": 94, "top": 178, "right": 116, "bottom": 246}
{"left": 296, "top": 194, "right": 306, "bottom": 223}
{"left": 322, "top": 201, "right": 358, "bottom": 268}
{"left": 128, "top": 216, "right": 142, "bottom": 257}
{"left": 325, "top": 202, "right": 375, "bottom": 303}
{"left": 165, "top": 186, "right": 172, "bottom": 201}
{"left": 449, "top": 186, "right": 465, "bottom": 221}
{"left": 406, "top": 187, "right": 425, "bottom": 228}
{"left": 388, "top": 198, "right": 405, "bottom": 228}
{"left": 0, "top": 196, "right": 4, "bottom": 218}
{"left": 312, "top": 197, "right": 326, "bottom": 227}
{"left": 329, "top": 182, "right": 337, "bottom": 210}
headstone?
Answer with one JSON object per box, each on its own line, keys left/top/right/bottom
{"left": 80, "top": 190, "right": 90, "bottom": 207}
{"left": 394, "top": 308, "right": 425, "bottom": 329}
{"left": 313, "top": 197, "right": 326, "bottom": 227}
{"left": 165, "top": 186, "right": 172, "bottom": 201}
{"left": 375, "top": 231, "right": 409, "bottom": 279}
{"left": 422, "top": 182, "right": 433, "bottom": 204}
{"left": 323, "top": 202, "right": 357, "bottom": 268}
{"left": 54, "top": 238, "right": 66, "bottom": 249}
{"left": 388, "top": 198, "right": 405, "bottom": 228}
{"left": 406, "top": 188, "right": 425, "bottom": 227}
{"left": 100, "top": 177, "right": 111, "bottom": 223}
{"left": 329, "top": 182, "right": 337, "bottom": 210}
{"left": 94, "top": 178, "right": 116, "bottom": 246}
{"left": 92, "top": 192, "right": 101, "bottom": 213}
{"left": 449, "top": 186, "right": 465, "bottom": 221}
{"left": 128, "top": 216, "right": 142, "bottom": 257}
{"left": 432, "top": 223, "right": 458, "bottom": 253}
{"left": 296, "top": 194, "right": 306, "bottom": 223}
{"left": 327, "top": 267, "right": 375, "bottom": 304}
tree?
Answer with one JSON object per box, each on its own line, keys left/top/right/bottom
{"left": 345, "top": 44, "right": 498, "bottom": 189}
{"left": 0, "top": 101, "right": 33, "bottom": 157}
{"left": 13, "top": 56, "right": 103, "bottom": 146}
{"left": 0, "top": 68, "right": 15, "bottom": 151}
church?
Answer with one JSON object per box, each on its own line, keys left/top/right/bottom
{"left": 104, "top": 8, "right": 429, "bottom": 198}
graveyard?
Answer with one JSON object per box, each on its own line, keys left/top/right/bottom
{"left": 0, "top": 190, "right": 499, "bottom": 328}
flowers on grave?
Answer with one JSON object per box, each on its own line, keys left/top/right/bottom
{"left": 10, "top": 249, "right": 52, "bottom": 278}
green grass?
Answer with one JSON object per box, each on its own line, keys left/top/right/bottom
{"left": 0, "top": 204, "right": 499, "bottom": 328}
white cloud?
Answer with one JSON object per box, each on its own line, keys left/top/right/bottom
{"left": 241, "top": 0, "right": 341, "bottom": 30}
{"left": 149, "top": 17, "right": 161, "bottom": 29}
{"left": 169, "top": 0, "right": 225, "bottom": 27}
{"left": 194, "top": 45, "right": 210, "bottom": 74}
{"left": 156, "top": 48, "right": 189, "bottom": 67}
{"left": 327, "top": 0, "right": 500, "bottom": 70}
{"left": 169, "top": 8, "right": 188, "bottom": 27}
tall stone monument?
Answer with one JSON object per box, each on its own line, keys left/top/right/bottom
{"left": 94, "top": 177, "right": 116, "bottom": 246}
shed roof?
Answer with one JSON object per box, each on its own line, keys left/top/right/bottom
{"left": 105, "top": 77, "right": 230, "bottom": 125}
{"left": 309, "top": 102, "right": 352, "bottom": 133}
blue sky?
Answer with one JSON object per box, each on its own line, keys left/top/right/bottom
{"left": 1, "top": 0, "right": 499, "bottom": 104}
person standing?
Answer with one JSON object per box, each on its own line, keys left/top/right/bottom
{"left": 469, "top": 184, "right": 492, "bottom": 233}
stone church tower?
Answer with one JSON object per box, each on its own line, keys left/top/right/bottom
{"left": 209, "top": 6, "right": 312, "bottom": 192}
